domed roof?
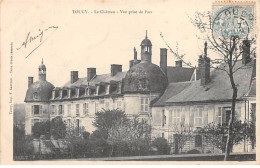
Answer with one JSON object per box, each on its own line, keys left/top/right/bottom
{"left": 38, "top": 64, "right": 46, "bottom": 70}
{"left": 38, "top": 58, "right": 46, "bottom": 70}
{"left": 123, "top": 62, "right": 168, "bottom": 93}
{"left": 140, "top": 31, "right": 152, "bottom": 46}
{"left": 140, "top": 38, "right": 152, "bottom": 46}
{"left": 25, "top": 80, "right": 54, "bottom": 102}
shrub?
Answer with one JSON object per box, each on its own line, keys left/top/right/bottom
{"left": 151, "top": 137, "right": 170, "bottom": 155}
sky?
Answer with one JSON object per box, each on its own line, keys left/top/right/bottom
{"left": 2, "top": 0, "right": 213, "bottom": 103}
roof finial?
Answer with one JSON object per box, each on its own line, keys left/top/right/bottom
{"left": 145, "top": 30, "right": 148, "bottom": 39}
{"left": 204, "top": 41, "right": 207, "bottom": 57}
{"left": 42, "top": 58, "right": 44, "bottom": 64}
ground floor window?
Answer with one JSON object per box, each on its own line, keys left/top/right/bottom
{"left": 117, "top": 101, "right": 122, "bottom": 109}
{"left": 76, "top": 119, "right": 80, "bottom": 135}
{"left": 195, "top": 135, "right": 202, "bottom": 147}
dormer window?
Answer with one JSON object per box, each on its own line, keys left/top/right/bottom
{"left": 33, "top": 92, "right": 39, "bottom": 100}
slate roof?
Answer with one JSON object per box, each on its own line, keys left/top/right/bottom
{"left": 153, "top": 60, "right": 255, "bottom": 106}
{"left": 63, "top": 72, "right": 127, "bottom": 88}
{"left": 123, "top": 62, "right": 168, "bottom": 93}
{"left": 244, "top": 78, "right": 256, "bottom": 97}
{"left": 167, "top": 67, "right": 195, "bottom": 83}
{"left": 25, "top": 80, "right": 55, "bottom": 102}
{"left": 152, "top": 82, "right": 192, "bottom": 106}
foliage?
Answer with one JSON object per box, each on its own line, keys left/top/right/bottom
{"left": 32, "top": 120, "right": 51, "bottom": 139}
{"left": 92, "top": 109, "right": 151, "bottom": 157}
{"left": 13, "top": 125, "right": 34, "bottom": 156}
{"left": 82, "top": 131, "right": 90, "bottom": 140}
{"left": 32, "top": 116, "right": 66, "bottom": 139}
{"left": 50, "top": 116, "right": 66, "bottom": 139}
{"left": 66, "top": 119, "right": 86, "bottom": 137}
{"left": 151, "top": 137, "right": 170, "bottom": 155}
{"left": 171, "top": 124, "right": 193, "bottom": 153}
{"left": 199, "top": 120, "right": 255, "bottom": 152}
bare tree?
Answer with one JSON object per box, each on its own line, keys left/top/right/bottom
{"left": 171, "top": 123, "right": 193, "bottom": 153}
{"left": 160, "top": 10, "right": 256, "bottom": 160}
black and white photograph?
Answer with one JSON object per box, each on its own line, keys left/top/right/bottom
{"left": 1, "top": 0, "right": 259, "bottom": 164}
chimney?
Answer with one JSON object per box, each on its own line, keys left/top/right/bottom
{"left": 196, "top": 56, "right": 203, "bottom": 80}
{"left": 111, "top": 64, "right": 122, "bottom": 76}
{"left": 200, "top": 56, "right": 210, "bottom": 85}
{"left": 175, "top": 60, "right": 182, "bottom": 67}
{"left": 160, "top": 48, "right": 167, "bottom": 76}
{"left": 70, "top": 71, "right": 78, "bottom": 84}
{"left": 28, "top": 77, "right": 34, "bottom": 88}
{"left": 200, "top": 41, "right": 210, "bottom": 85}
{"left": 134, "top": 47, "right": 137, "bottom": 60}
{"left": 242, "top": 40, "right": 251, "bottom": 65}
{"left": 87, "top": 68, "right": 96, "bottom": 81}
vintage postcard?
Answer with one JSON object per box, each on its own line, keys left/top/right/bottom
{"left": 0, "top": 0, "right": 259, "bottom": 164}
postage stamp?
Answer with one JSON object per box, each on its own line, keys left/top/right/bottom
{"left": 212, "top": 1, "right": 256, "bottom": 39}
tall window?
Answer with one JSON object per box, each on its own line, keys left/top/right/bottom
{"left": 116, "top": 101, "right": 122, "bottom": 110}
{"left": 162, "top": 110, "right": 166, "bottom": 127}
{"left": 217, "top": 107, "right": 222, "bottom": 125}
{"left": 173, "top": 109, "right": 181, "bottom": 125}
{"left": 67, "top": 119, "right": 71, "bottom": 129}
{"left": 169, "top": 110, "right": 173, "bottom": 126}
{"left": 67, "top": 104, "right": 71, "bottom": 116}
{"left": 51, "top": 105, "right": 56, "bottom": 115}
{"left": 217, "top": 107, "right": 232, "bottom": 126}
{"left": 195, "top": 135, "right": 202, "bottom": 147}
{"left": 195, "top": 108, "right": 203, "bottom": 127}
{"left": 83, "top": 103, "right": 88, "bottom": 114}
{"left": 76, "top": 119, "right": 80, "bottom": 135}
{"left": 95, "top": 102, "right": 98, "bottom": 113}
{"left": 31, "top": 105, "right": 42, "bottom": 115}
{"left": 105, "top": 102, "right": 109, "bottom": 110}
{"left": 76, "top": 104, "right": 80, "bottom": 116}
{"left": 141, "top": 97, "right": 149, "bottom": 112}
{"left": 58, "top": 105, "right": 64, "bottom": 115}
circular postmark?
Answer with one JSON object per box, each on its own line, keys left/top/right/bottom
{"left": 212, "top": 5, "right": 254, "bottom": 40}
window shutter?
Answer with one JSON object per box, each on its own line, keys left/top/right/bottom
{"left": 222, "top": 109, "right": 226, "bottom": 125}
{"left": 181, "top": 113, "right": 185, "bottom": 126}
{"left": 217, "top": 107, "right": 221, "bottom": 124}
{"left": 162, "top": 110, "right": 165, "bottom": 126}
{"left": 169, "top": 110, "right": 173, "bottom": 126}
{"left": 190, "top": 110, "right": 194, "bottom": 127}
{"left": 39, "top": 105, "right": 42, "bottom": 115}
{"left": 62, "top": 105, "right": 64, "bottom": 115}
{"left": 204, "top": 109, "right": 208, "bottom": 126}
{"left": 31, "top": 105, "right": 34, "bottom": 115}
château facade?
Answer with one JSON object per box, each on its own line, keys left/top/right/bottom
{"left": 24, "top": 32, "right": 256, "bottom": 154}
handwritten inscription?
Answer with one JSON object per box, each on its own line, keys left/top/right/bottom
{"left": 16, "top": 26, "right": 58, "bottom": 58}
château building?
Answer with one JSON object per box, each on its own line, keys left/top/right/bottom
{"left": 24, "top": 32, "right": 256, "bottom": 154}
